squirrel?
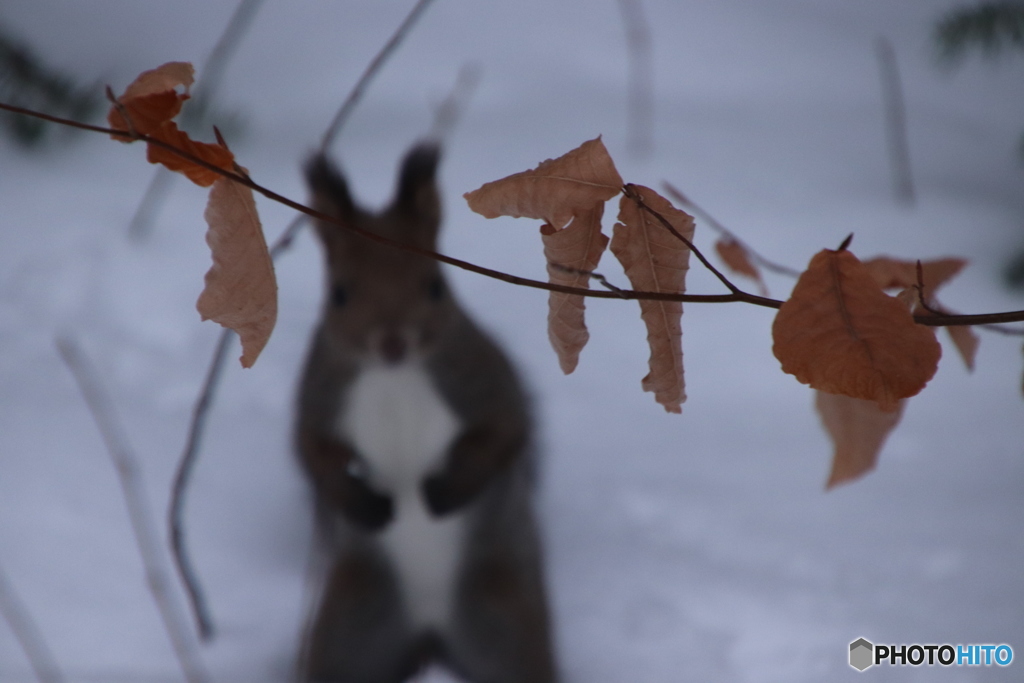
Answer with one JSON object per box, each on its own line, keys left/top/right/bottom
{"left": 294, "top": 142, "right": 557, "bottom": 683}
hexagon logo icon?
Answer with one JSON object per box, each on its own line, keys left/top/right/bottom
{"left": 850, "top": 638, "right": 874, "bottom": 671}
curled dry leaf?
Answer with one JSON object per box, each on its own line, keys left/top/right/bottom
{"left": 772, "top": 248, "right": 941, "bottom": 411}
{"left": 121, "top": 61, "right": 195, "bottom": 101}
{"left": 464, "top": 136, "right": 623, "bottom": 229}
{"left": 865, "top": 256, "right": 977, "bottom": 372}
{"left": 196, "top": 177, "right": 277, "bottom": 367}
{"left": 611, "top": 185, "right": 694, "bottom": 413}
{"left": 715, "top": 238, "right": 767, "bottom": 295}
{"left": 107, "top": 61, "right": 235, "bottom": 187}
{"left": 816, "top": 391, "right": 905, "bottom": 489}
{"left": 541, "top": 205, "right": 609, "bottom": 373}
{"left": 862, "top": 256, "right": 966, "bottom": 299}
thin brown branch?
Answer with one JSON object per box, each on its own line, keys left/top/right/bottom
{"left": 319, "top": 0, "right": 437, "bottom": 152}
{"left": 6, "top": 98, "right": 1024, "bottom": 328}
{"left": 549, "top": 262, "right": 629, "bottom": 298}
{"left": 169, "top": 328, "right": 235, "bottom": 643}
{"left": 662, "top": 181, "right": 802, "bottom": 277}
{"left": 623, "top": 182, "right": 776, "bottom": 305}
{"left": 0, "top": 562, "right": 64, "bottom": 683}
{"left": 55, "top": 336, "right": 209, "bottom": 683}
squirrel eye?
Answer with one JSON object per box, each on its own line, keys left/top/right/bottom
{"left": 331, "top": 284, "right": 348, "bottom": 307}
{"left": 427, "top": 276, "right": 446, "bottom": 301}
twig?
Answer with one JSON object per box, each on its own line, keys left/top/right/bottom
{"left": 0, "top": 561, "right": 64, "bottom": 683}
{"left": 169, "top": 214, "right": 306, "bottom": 643}
{"left": 319, "top": 0, "right": 437, "bottom": 152}
{"left": 623, "top": 183, "right": 774, "bottom": 305}
{"left": 661, "top": 181, "right": 802, "bottom": 277}
{"left": 875, "top": 36, "right": 915, "bottom": 206}
{"left": 169, "top": 329, "right": 235, "bottom": 642}
{"left": 55, "top": 336, "right": 209, "bottom": 683}
{"left": 549, "top": 262, "right": 629, "bottom": 298}
{"left": 6, "top": 98, "right": 1024, "bottom": 327}
{"left": 616, "top": 0, "right": 654, "bottom": 156}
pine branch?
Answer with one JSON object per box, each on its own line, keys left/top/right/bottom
{"left": 935, "top": 1, "right": 1024, "bottom": 61}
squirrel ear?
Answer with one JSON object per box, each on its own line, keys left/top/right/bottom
{"left": 391, "top": 142, "right": 441, "bottom": 240}
{"left": 305, "top": 153, "right": 361, "bottom": 241}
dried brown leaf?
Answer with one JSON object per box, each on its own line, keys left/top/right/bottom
{"left": 611, "top": 185, "right": 694, "bottom": 413}
{"left": 542, "top": 205, "right": 609, "bottom": 373}
{"left": 862, "top": 256, "right": 966, "bottom": 299}
{"left": 816, "top": 391, "right": 905, "bottom": 489}
{"left": 772, "top": 248, "right": 942, "bottom": 411}
{"left": 145, "top": 123, "right": 236, "bottom": 187}
{"left": 945, "top": 324, "right": 980, "bottom": 372}
{"left": 715, "top": 238, "right": 767, "bottom": 295}
{"left": 108, "top": 62, "right": 193, "bottom": 141}
{"left": 196, "top": 177, "right": 277, "bottom": 367}
{"left": 107, "top": 61, "right": 235, "bottom": 186}
{"left": 464, "top": 137, "right": 623, "bottom": 229}
{"left": 122, "top": 61, "right": 194, "bottom": 101}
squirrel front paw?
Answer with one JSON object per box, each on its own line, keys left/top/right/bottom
{"left": 422, "top": 473, "right": 471, "bottom": 517}
{"left": 340, "top": 475, "right": 394, "bottom": 531}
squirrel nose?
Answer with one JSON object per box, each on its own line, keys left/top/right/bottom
{"left": 379, "top": 332, "right": 407, "bottom": 365}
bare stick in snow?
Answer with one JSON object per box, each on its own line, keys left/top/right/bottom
{"left": 56, "top": 336, "right": 209, "bottom": 683}
{"left": 0, "top": 562, "right": 64, "bottom": 683}
{"left": 617, "top": 0, "right": 654, "bottom": 157}
{"left": 320, "top": 0, "right": 437, "bottom": 152}
{"left": 876, "top": 36, "right": 915, "bottom": 206}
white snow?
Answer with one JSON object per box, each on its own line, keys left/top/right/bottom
{"left": 0, "top": 1, "right": 1022, "bottom": 681}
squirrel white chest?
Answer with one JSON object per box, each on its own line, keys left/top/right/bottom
{"left": 334, "top": 362, "right": 464, "bottom": 628}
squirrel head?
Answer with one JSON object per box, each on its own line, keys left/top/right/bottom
{"left": 306, "top": 143, "right": 457, "bottom": 366}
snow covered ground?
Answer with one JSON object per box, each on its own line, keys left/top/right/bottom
{"left": 1, "top": 1, "right": 1022, "bottom": 681}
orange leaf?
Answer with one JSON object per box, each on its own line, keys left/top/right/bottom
{"left": 122, "top": 61, "right": 194, "bottom": 101}
{"left": 145, "top": 123, "right": 236, "bottom": 187}
{"left": 107, "top": 62, "right": 193, "bottom": 140}
{"left": 816, "top": 391, "right": 905, "bottom": 488}
{"left": 541, "top": 205, "right": 609, "bottom": 373}
{"left": 464, "top": 137, "right": 623, "bottom": 229}
{"left": 107, "top": 62, "right": 234, "bottom": 186}
{"left": 772, "top": 248, "right": 941, "bottom": 410}
{"left": 196, "top": 177, "right": 277, "bottom": 367}
{"left": 611, "top": 185, "right": 694, "bottom": 413}
{"left": 108, "top": 90, "right": 187, "bottom": 141}
{"left": 715, "top": 238, "right": 767, "bottom": 295}
{"left": 945, "top": 324, "right": 980, "bottom": 372}
{"left": 862, "top": 256, "right": 966, "bottom": 299}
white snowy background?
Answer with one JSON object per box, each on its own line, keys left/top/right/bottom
{"left": 1, "top": 1, "right": 1022, "bottom": 681}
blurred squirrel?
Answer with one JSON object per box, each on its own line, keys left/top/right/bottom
{"left": 295, "top": 142, "right": 557, "bottom": 683}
